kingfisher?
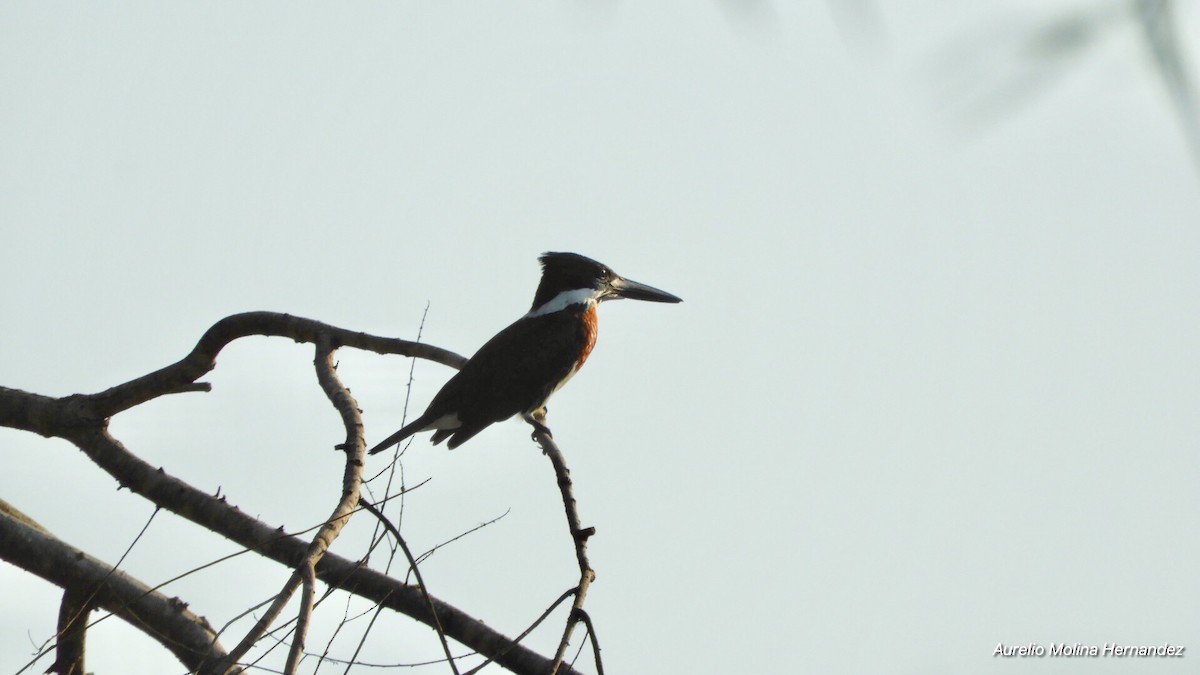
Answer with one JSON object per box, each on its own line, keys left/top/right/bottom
{"left": 368, "top": 252, "right": 681, "bottom": 454}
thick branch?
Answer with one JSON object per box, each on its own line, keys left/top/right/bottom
{"left": 0, "top": 499, "right": 226, "bottom": 670}
{"left": 0, "top": 313, "right": 466, "bottom": 441}
{"left": 49, "top": 587, "right": 91, "bottom": 675}
{"left": 0, "top": 386, "right": 94, "bottom": 439}
{"left": 64, "top": 428, "right": 581, "bottom": 675}
{"left": 89, "top": 312, "right": 467, "bottom": 416}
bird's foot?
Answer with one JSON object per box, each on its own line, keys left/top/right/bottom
{"left": 524, "top": 410, "right": 553, "bottom": 440}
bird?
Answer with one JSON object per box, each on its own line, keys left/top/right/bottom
{"left": 368, "top": 252, "right": 682, "bottom": 454}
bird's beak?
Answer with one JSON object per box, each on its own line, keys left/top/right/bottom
{"left": 608, "top": 275, "right": 683, "bottom": 303}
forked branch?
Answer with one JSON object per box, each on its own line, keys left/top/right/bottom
{"left": 208, "top": 333, "right": 367, "bottom": 673}
{"left": 0, "top": 312, "right": 582, "bottom": 675}
{"left": 0, "top": 499, "right": 226, "bottom": 670}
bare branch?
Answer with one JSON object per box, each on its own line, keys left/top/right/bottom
{"left": 523, "top": 412, "right": 602, "bottom": 675}
{"left": 359, "top": 498, "right": 460, "bottom": 675}
{"left": 90, "top": 311, "right": 467, "bottom": 417}
{"left": 462, "top": 588, "right": 577, "bottom": 675}
{"left": 2, "top": 312, "right": 584, "bottom": 675}
{"left": 48, "top": 587, "right": 90, "bottom": 675}
{"left": 0, "top": 499, "right": 226, "bottom": 671}
{"left": 284, "top": 563, "right": 316, "bottom": 675}
{"left": 415, "top": 509, "right": 511, "bottom": 568}
{"left": 576, "top": 610, "right": 604, "bottom": 675}
{"left": 0, "top": 313, "right": 466, "bottom": 445}
{"left": 212, "top": 333, "right": 367, "bottom": 672}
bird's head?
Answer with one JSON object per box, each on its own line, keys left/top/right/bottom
{"left": 529, "top": 252, "right": 682, "bottom": 314}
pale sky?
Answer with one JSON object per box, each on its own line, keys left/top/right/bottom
{"left": 2, "top": 2, "right": 1198, "bottom": 674}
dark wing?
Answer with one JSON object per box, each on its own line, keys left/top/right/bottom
{"left": 435, "top": 308, "right": 592, "bottom": 447}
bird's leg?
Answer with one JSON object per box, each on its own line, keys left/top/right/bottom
{"left": 524, "top": 407, "right": 553, "bottom": 440}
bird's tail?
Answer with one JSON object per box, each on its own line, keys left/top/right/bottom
{"left": 367, "top": 414, "right": 434, "bottom": 455}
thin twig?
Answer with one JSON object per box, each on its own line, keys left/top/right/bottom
{"left": 370, "top": 302, "right": 431, "bottom": 554}
{"left": 523, "top": 412, "right": 602, "bottom": 675}
{"left": 413, "top": 509, "right": 511, "bottom": 569}
{"left": 340, "top": 603, "right": 389, "bottom": 675}
{"left": 577, "top": 609, "right": 604, "bottom": 675}
{"left": 283, "top": 563, "right": 317, "bottom": 675}
{"left": 359, "top": 498, "right": 460, "bottom": 675}
{"left": 33, "top": 506, "right": 162, "bottom": 670}
{"left": 461, "top": 588, "right": 577, "bottom": 675}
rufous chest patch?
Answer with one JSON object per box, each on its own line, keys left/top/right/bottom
{"left": 575, "top": 304, "right": 599, "bottom": 371}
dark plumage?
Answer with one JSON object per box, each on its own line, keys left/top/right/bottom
{"left": 368, "top": 252, "right": 680, "bottom": 453}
